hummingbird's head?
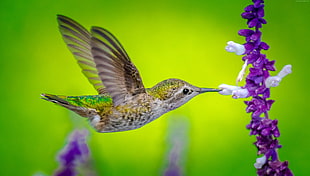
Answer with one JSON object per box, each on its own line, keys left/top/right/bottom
{"left": 148, "top": 79, "right": 220, "bottom": 110}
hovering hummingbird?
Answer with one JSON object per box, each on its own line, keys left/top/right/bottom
{"left": 41, "top": 15, "right": 220, "bottom": 133}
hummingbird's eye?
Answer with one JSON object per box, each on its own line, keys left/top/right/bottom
{"left": 183, "top": 88, "right": 189, "bottom": 95}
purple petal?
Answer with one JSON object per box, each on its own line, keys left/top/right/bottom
{"left": 248, "top": 18, "right": 259, "bottom": 28}
{"left": 270, "top": 139, "right": 279, "bottom": 149}
{"left": 265, "top": 60, "right": 276, "bottom": 71}
{"left": 244, "top": 42, "right": 255, "bottom": 51}
{"left": 254, "top": 4, "right": 264, "bottom": 9}
{"left": 256, "top": 22, "right": 263, "bottom": 28}
{"left": 260, "top": 42, "right": 270, "bottom": 50}
{"left": 257, "top": 7, "right": 265, "bottom": 17}
{"left": 252, "top": 109, "right": 263, "bottom": 118}
{"left": 242, "top": 12, "right": 255, "bottom": 19}
{"left": 273, "top": 127, "right": 280, "bottom": 138}
{"left": 261, "top": 128, "right": 271, "bottom": 136}
{"left": 246, "top": 104, "right": 257, "bottom": 113}
{"left": 251, "top": 130, "right": 259, "bottom": 135}
{"left": 250, "top": 31, "right": 262, "bottom": 41}
{"left": 242, "top": 55, "right": 248, "bottom": 61}
{"left": 266, "top": 100, "right": 275, "bottom": 110}
{"left": 262, "top": 88, "right": 270, "bottom": 98}
{"left": 55, "top": 167, "right": 76, "bottom": 176}
{"left": 238, "top": 29, "right": 255, "bottom": 37}
{"left": 271, "top": 119, "right": 278, "bottom": 127}
{"left": 254, "top": 1, "right": 264, "bottom": 8}
{"left": 284, "top": 166, "right": 294, "bottom": 176}
{"left": 246, "top": 123, "right": 252, "bottom": 129}
{"left": 253, "top": 55, "right": 266, "bottom": 68}
{"left": 244, "top": 100, "right": 251, "bottom": 106}
{"left": 254, "top": 76, "right": 264, "bottom": 84}
{"left": 259, "top": 18, "right": 267, "bottom": 24}
{"left": 262, "top": 118, "right": 272, "bottom": 126}
{"left": 249, "top": 67, "right": 264, "bottom": 76}
{"left": 246, "top": 36, "right": 252, "bottom": 42}
{"left": 244, "top": 5, "right": 255, "bottom": 11}
{"left": 246, "top": 51, "right": 260, "bottom": 63}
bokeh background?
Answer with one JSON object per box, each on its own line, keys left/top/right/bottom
{"left": 1, "top": 0, "right": 309, "bottom": 175}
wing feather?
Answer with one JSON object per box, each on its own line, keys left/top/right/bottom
{"left": 90, "top": 27, "right": 145, "bottom": 106}
{"left": 57, "top": 15, "right": 105, "bottom": 94}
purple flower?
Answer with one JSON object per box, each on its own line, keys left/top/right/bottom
{"left": 54, "top": 129, "right": 94, "bottom": 176}
{"left": 163, "top": 117, "right": 189, "bottom": 176}
{"left": 223, "top": 0, "right": 293, "bottom": 175}
{"left": 239, "top": 0, "right": 293, "bottom": 175}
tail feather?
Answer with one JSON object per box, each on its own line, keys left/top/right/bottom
{"left": 41, "top": 93, "right": 106, "bottom": 131}
{"left": 41, "top": 93, "right": 96, "bottom": 118}
{"left": 41, "top": 93, "right": 69, "bottom": 105}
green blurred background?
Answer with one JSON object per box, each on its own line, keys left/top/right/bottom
{"left": 1, "top": 0, "right": 309, "bottom": 175}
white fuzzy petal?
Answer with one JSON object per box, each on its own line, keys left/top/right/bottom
{"left": 265, "top": 65, "right": 292, "bottom": 88}
{"left": 254, "top": 155, "right": 267, "bottom": 169}
{"left": 265, "top": 76, "right": 282, "bottom": 88}
{"left": 225, "top": 41, "right": 245, "bottom": 55}
{"left": 232, "top": 88, "right": 249, "bottom": 99}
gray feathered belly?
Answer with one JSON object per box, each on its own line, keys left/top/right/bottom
{"left": 90, "top": 108, "right": 164, "bottom": 133}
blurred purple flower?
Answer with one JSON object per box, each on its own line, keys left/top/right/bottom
{"left": 237, "top": 0, "right": 293, "bottom": 175}
{"left": 257, "top": 160, "right": 294, "bottom": 176}
{"left": 163, "top": 116, "right": 189, "bottom": 176}
{"left": 54, "top": 129, "right": 96, "bottom": 176}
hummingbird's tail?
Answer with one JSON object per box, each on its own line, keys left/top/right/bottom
{"left": 41, "top": 93, "right": 69, "bottom": 105}
{"left": 41, "top": 93, "right": 94, "bottom": 117}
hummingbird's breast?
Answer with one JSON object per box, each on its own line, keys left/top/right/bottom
{"left": 93, "top": 93, "right": 166, "bottom": 132}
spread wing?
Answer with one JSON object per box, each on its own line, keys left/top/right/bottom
{"left": 90, "top": 27, "right": 146, "bottom": 106}
{"left": 57, "top": 15, "right": 105, "bottom": 94}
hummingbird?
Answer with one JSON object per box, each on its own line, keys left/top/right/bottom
{"left": 41, "top": 15, "right": 220, "bottom": 133}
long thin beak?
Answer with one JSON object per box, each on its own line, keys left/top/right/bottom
{"left": 199, "top": 88, "right": 221, "bottom": 93}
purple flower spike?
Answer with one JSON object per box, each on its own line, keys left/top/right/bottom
{"left": 163, "top": 117, "right": 189, "bottom": 176}
{"left": 222, "top": 0, "right": 294, "bottom": 175}
{"left": 54, "top": 129, "right": 94, "bottom": 176}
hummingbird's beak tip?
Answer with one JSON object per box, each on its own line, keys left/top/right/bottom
{"left": 199, "top": 88, "right": 221, "bottom": 93}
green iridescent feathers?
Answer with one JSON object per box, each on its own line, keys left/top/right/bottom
{"left": 147, "top": 79, "right": 185, "bottom": 100}
{"left": 43, "top": 93, "right": 112, "bottom": 109}
{"left": 65, "top": 94, "right": 112, "bottom": 109}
